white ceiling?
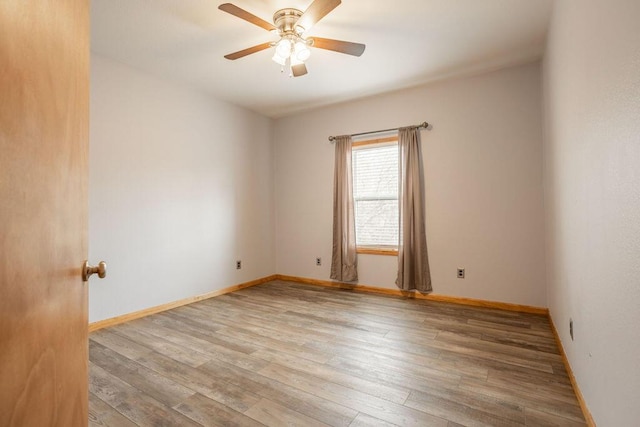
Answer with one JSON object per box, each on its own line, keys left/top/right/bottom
{"left": 91, "top": 0, "right": 553, "bottom": 118}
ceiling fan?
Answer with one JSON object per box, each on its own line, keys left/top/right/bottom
{"left": 218, "top": 0, "right": 366, "bottom": 77}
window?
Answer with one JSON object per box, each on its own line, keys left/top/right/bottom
{"left": 352, "top": 137, "right": 399, "bottom": 255}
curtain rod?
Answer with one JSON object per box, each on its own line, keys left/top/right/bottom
{"left": 328, "top": 121, "right": 429, "bottom": 142}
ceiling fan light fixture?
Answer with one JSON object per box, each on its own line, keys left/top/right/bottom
{"left": 272, "top": 52, "right": 287, "bottom": 66}
{"left": 294, "top": 41, "right": 311, "bottom": 61}
{"left": 275, "top": 38, "right": 292, "bottom": 58}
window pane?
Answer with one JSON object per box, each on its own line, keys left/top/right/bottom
{"left": 355, "top": 199, "right": 399, "bottom": 246}
{"left": 353, "top": 145, "right": 398, "bottom": 198}
{"left": 352, "top": 142, "right": 399, "bottom": 248}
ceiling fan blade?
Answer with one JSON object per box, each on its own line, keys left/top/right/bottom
{"left": 291, "top": 63, "right": 308, "bottom": 77}
{"left": 297, "top": 0, "right": 341, "bottom": 32}
{"left": 310, "top": 37, "right": 366, "bottom": 56}
{"left": 218, "top": 3, "right": 277, "bottom": 32}
{"left": 224, "top": 42, "right": 272, "bottom": 60}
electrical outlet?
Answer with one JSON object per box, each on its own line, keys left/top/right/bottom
{"left": 457, "top": 268, "right": 465, "bottom": 278}
{"left": 236, "top": 260, "right": 241, "bottom": 270}
{"left": 316, "top": 257, "right": 322, "bottom": 266}
{"left": 569, "top": 318, "right": 574, "bottom": 341}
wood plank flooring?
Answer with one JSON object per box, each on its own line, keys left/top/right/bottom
{"left": 89, "top": 280, "right": 586, "bottom": 426}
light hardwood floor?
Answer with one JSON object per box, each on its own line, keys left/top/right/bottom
{"left": 89, "top": 280, "right": 586, "bottom": 426}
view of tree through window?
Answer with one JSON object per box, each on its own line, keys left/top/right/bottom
{"left": 352, "top": 142, "right": 399, "bottom": 247}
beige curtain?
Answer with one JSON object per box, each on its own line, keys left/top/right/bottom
{"left": 330, "top": 135, "right": 358, "bottom": 282}
{"left": 396, "top": 127, "right": 432, "bottom": 292}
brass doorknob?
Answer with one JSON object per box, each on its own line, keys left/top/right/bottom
{"left": 82, "top": 260, "right": 106, "bottom": 281}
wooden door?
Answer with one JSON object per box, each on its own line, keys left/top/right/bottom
{"left": 0, "top": 1, "right": 90, "bottom": 425}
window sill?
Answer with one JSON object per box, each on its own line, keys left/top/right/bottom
{"left": 356, "top": 247, "right": 398, "bottom": 256}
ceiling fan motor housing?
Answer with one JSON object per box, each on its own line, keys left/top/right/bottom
{"left": 273, "top": 8, "right": 305, "bottom": 35}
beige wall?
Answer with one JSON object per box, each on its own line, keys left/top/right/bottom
{"left": 89, "top": 55, "right": 275, "bottom": 322}
{"left": 542, "top": 0, "right": 640, "bottom": 424}
{"left": 274, "top": 62, "right": 546, "bottom": 307}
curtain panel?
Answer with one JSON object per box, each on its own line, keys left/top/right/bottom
{"left": 330, "top": 135, "right": 358, "bottom": 282}
{"left": 396, "top": 127, "right": 432, "bottom": 292}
